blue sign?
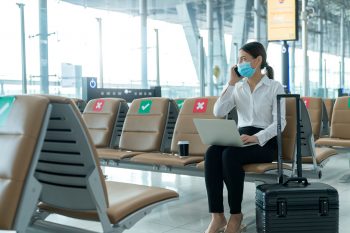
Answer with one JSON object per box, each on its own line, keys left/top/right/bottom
{"left": 89, "top": 79, "right": 97, "bottom": 88}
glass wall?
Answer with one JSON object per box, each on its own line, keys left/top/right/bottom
{"left": 0, "top": 0, "right": 348, "bottom": 99}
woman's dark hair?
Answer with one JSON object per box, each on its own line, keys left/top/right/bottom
{"left": 240, "top": 41, "right": 274, "bottom": 79}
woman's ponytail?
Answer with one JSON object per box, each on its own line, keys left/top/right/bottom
{"left": 266, "top": 64, "right": 274, "bottom": 80}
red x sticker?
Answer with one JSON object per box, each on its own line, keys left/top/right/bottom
{"left": 303, "top": 98, "right": 310, "bottom": 109}
{"left": 93, "top": 99, "right": 105, "bottom": 112}
{"left": 193, "top": 99, "right": 208, "bottom": 113}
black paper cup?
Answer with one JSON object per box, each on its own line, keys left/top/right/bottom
{"left": 178, "top": 140, "right": 189, "bottom": 156}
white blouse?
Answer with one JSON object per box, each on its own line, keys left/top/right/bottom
{"left": 214, "top": 75, "right": 286, "bottom": 146}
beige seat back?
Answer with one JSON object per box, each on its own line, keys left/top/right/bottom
{"left": 330, "top": 96, "right": 350, "bottom": 139}
{"left": 34, "top": 96, "right": 109, "bottom": 216}
{"left": 324, "top": 98, "right": 334, "bottom": 125}
{"left": 0, "top": 95, "right": 50, "bottom": 231}
{"left": 119, "top": 97, "right": 171, "bottom": 152}
{"left": 279, "top": 98, "right": 297, "bottom": 163}
{"left": 83, "top": 98, "right": 128, "bottom": 148}
{"left": 170, "top": 96, "right": 219, "bottom": 156}
{"left": 302, "top": 97, "right": 322, "bottom": 139}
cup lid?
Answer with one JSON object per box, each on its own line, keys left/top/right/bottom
{"left": 178, "top": 140, "right": 189, "bottom": 144}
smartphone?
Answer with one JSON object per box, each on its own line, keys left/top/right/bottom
{"left": 234, "top": 67, "right": 242, "bottom": 77}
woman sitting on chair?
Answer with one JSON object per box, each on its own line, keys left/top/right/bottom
{"left": 204, "top": 41, "right": 286, "bottom": 233}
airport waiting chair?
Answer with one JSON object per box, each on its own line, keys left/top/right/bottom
{"left": 297, "top": 99, "right": 337, "bottom": 177}
{"left": 30, "top": 96, "right": 179, "bottom": 233}
{"left": 300, "top": 97, "right": 337, "bottom": 169}
{"left": 129, "top": 97, "right": 219, "bottom": 174}
{"left": 323, "top": 98, "right": 335, "bottom": 127}
{"left": 82, "top": 98, "right": 128, "bottom": 148}
{"left": 316, "top": 96, "right": 350, "bottom": 148}
{"left": 0, "top": 95, "right": 51, "bottom": 232}
{"left": 316, "top": 96, "right": 350, "bottom": 182}
{"left": 97, "top": 97, "right": 178, "bottom": 162}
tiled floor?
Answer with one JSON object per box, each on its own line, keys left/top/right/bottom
{"left": 45, "top": 152, "right": 350, "bottom": 233}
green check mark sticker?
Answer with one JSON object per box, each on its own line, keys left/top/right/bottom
{"left": 0, "top": 96, "right": 15, "bottom": 126}
{"left": 138, "top": 100, "right": 153, "bottom": 114}
{"left": 176, "top": 99, "right": 184, "bottom": 110}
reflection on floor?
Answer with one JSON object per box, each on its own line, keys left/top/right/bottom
{"left": 45, "top": 152, "right": 350, "bottom": 233}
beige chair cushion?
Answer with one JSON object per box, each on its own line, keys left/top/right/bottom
{"left": 97, "top": 148, "right": 143, "bottom": 160}
{"left": 316, "top": 138, "right": 350, "bottom": 147}
{"left": 196, "top": 161, "right": 292, "bottom": 174}
{"left": 119, "top": 98, "right": 169, "bottom": 152}
{"left": 0, "top": 95, "right": 49, "bottom": 229}
{"left": 39, "top": 181, "right": 178, "bottom": 224}
{"left": 302, "top": 97, "right": 322, "bottom": 139}
{"left": 243, "top": 163, "right": 292, "bottom": 174}
{"left": 196, "top": 161, "right": 205, "bottom": 170}
{"left": 131, "top": 152, "right": 204, "bottom": 167}
{"left": 83, "top": 98, "right": 124, "bottom": 148}
{"left": 302, "top": 147, "right": 337, "bottom": 164}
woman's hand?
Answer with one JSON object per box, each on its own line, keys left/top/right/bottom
{"left": 240, "top": 134, "right": 258, "bottom": 144}
{"left": 228, "top": 65, "right": 242, "bottom": 86}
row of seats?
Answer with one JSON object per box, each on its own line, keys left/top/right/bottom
{"left": 1, "top": 94, "right": 346, "bottom": 231}
{"left": 0, "top": 95, "right": 178, "bottom": 232}
{"left": 81, "top": 95, "right": 342, "bottom": 182}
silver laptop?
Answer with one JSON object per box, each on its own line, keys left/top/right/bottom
{"left": 193, "top": 119, "right": 258, "bottom": 147}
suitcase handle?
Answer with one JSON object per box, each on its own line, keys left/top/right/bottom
{"left": 277, "top": 94, "right": 302, "bottom": 184}
{"left": 283, "top": 177, "right": 309, "bottom": 186}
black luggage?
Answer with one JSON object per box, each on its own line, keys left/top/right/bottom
{"left": 255, "top": 94, "right": 339, "bottom": 233}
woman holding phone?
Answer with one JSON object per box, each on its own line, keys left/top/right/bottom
{"left": 204, "top": 41, "right": 286, "bottom": 233}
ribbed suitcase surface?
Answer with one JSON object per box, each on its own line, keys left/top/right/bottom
{"left": 256, "top": 181, "right": 339, "bottom": 233}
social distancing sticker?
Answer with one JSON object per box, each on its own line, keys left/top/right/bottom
{"left": 193, "top": 99, "right": 208, "bottom": 113}
{"left": 348, "top": 98, "right": 350, "bottom": 109}
{"left": 93, "top": 99, "right": 105, "bottom": 112}
{"left": 138, "top": 100, "right": 153, "bottom": 114}
{"left": 176, "top": 99, "right": 184, "bottom": 110}
{"left": 0, "top": 96, "right": 15, "bottom": 126}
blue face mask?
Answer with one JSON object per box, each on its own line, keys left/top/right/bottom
{"left": 237, "top": 62, "right": 256, "bottom": 78}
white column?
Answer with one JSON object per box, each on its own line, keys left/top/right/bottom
{"left": 301, "top": 0, "right": 309, "bottom": 96}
